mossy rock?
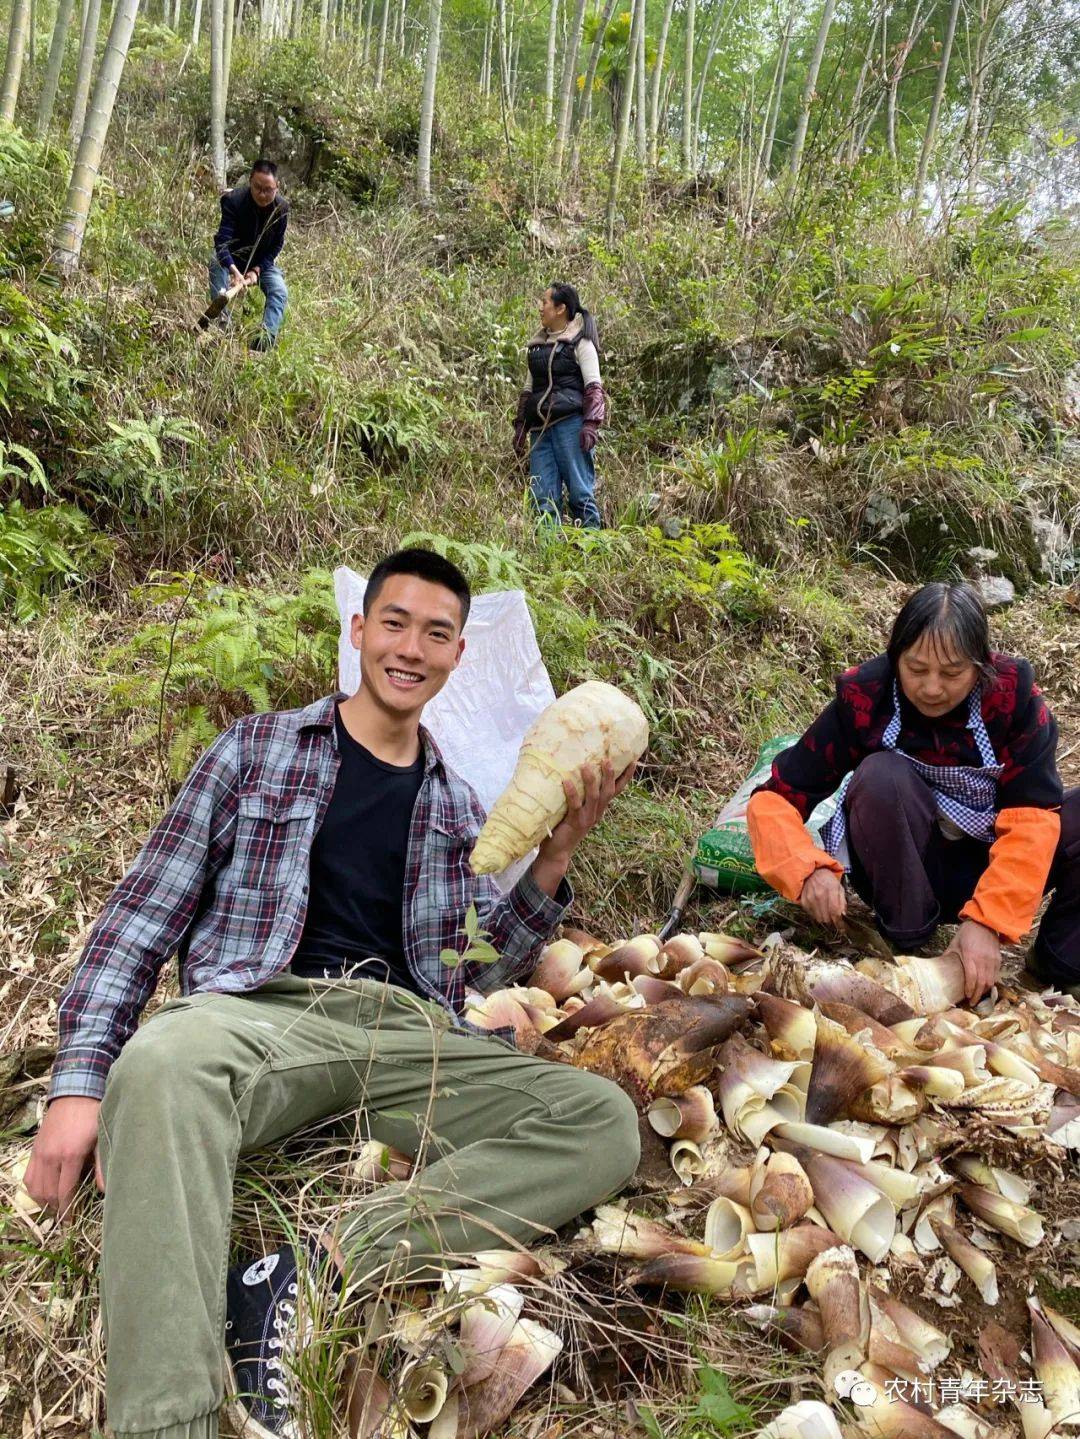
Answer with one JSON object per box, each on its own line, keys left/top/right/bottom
{"left": 860, "top": 495, "right": 1045, "bottom": 587}
{"left": 636, "top": 336, "right": 741, "bottom": 416}
{"left": 223, "top": 103, "right": 390, "bottom": 203}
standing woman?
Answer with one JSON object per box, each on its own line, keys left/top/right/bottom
{"left": 513, "top": 283, "right": 607, "bottom": 529}
{"left": 746, "top": 583, "right": 1079, "bottom": 1001}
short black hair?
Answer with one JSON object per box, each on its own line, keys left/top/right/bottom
{"left": 364, "top": 547, "right": 471, "bottom": 629}
{"left": 887, "top": 582, "right": 994, "bottom": 681}
{"left": 251, "top": 159, "right": 278, "bottom": 177}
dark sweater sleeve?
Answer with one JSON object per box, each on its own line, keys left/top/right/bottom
{"left": 993, "top": 660, "right": 1063, "bottom": 810}
{"left": 214, "top": 192, "right": 237, "bottom": 269}
{"left": 757, "top": 693, "right": 860, "bottom": 820}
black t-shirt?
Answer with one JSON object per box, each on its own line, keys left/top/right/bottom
{"left": 291, "top": 708, "right": 424, "bottom": 987}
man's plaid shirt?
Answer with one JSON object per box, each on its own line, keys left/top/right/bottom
{"left": 51, "top": 694, "right": 571, "bottom": 1102}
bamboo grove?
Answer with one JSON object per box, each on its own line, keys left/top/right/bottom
{"left": 0, "top": 0, "right": 1078, "bottom": 265}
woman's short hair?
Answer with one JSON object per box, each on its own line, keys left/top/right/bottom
{"left": 886, "top": 582, "right": 994, "bottom": 682}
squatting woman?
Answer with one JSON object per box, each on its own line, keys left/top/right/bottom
{"left": 747, "top": 582, "right": 1078, "bottom": 1001}
{"left": 514, "top": 283, "right": 607, "bottom": 529}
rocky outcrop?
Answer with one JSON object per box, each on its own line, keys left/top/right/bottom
{"left": 859, "top": 491, "right": 1074, "bottom": 588}
{"left": 223, "top": 104, "right": 384, "bottom": 202}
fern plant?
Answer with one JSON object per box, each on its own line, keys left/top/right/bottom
{"left": 0, "top": 500, "right": 113, "bottom": 620}
{"left": 399, "top": 529, "right": 537, "bottom": 590}
{"left": 0, "top": 277, "right": 83, "bottom": 427}
{"left": 76, "top": 414, "right": 202, "bottom": 515}
{"left": 107, "top": 570, "right": 339, "bottom": 781}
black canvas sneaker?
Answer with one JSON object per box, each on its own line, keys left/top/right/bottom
{"left": 224, "top": 1240, "right": 339, "bottom": 1439}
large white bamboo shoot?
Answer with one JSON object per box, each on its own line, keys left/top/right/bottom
{"left": 470, "top": 682, "right": 648, "bottom": 875}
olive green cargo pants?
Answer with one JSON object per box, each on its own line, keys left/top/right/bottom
{"left": 98, "top": 975, "right": 640, "bottom": 1439}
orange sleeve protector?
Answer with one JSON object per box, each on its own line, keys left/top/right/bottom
{"left": 960, "top": 806, "right": 1061, "bottom": 942}
{"left": 746, "top": 790, "right": 844, "bottom": 903}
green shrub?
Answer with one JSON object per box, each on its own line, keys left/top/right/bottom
{"left": 0, "top": 126, "right": 70, "bottom": 272}
{"left": 107, "top": 570, "right": 339, "bottom": 780}
{"left": 76, "top": 414, "right": 203, "bottom": 516}
{"left": 0, "top": 501, "right": 114, "bottom": 620}
{"left": 641, "top": 521, "right": 769, "bottom": 625}
{"left": 0, "top": 278, "right": 84, "bottom": 436}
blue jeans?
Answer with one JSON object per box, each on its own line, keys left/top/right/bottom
{"left": 529, "top": 413, "right": 602, "bottom": 528}
{"left": 208, "top": 257, "right": 288, "bottom": 337}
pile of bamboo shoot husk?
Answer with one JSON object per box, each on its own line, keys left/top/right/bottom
{"left": 347, "top": 1257, "right": 567, "bottom": 1439}
{"left": 461, "top": 929, "right": 1080, "bottom": 1439}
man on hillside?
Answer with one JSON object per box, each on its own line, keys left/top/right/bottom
{"left": 211, "top": 158, "right": 289, "bottom": 351}
{"left": 24, "top": 547, "right": 640, "bottom": 1439}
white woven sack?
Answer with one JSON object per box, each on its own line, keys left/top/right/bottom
{"left": 334, "top": 567, "right": 556, "bottom": 889}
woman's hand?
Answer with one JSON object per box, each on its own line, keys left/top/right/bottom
{"left": 513, "top": 392, "right": 531, "bottom": 458}
{"left": 943, "top": 919, "right": 1001, "bottom": 1004}
{"left": 799, "top": 867, "right": 847, "bottom": 927}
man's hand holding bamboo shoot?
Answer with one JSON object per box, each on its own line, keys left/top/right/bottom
{"left": 531, "top": 759, "right": 637, "bottom": 897}
{"left": 470, "top": 680, "right": 650, "bottom": 881}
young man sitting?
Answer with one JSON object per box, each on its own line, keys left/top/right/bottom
{"left": 25, "top": 547, "right": 640, "bottom": 1439}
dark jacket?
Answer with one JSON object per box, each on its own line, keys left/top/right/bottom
{"left": 214, "top": 185, "right": 289, "bottom": 271}
{"left": 756, "top": 652, "right": 1062, "bottom": 819}
{"left": 525, "top": 318, "right": 587, "bottom": 429}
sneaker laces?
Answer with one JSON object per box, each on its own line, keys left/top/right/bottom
{"left": 272, "top": 1292, "right": 298, "bottom": 1335}
{"left": 264, "top": 1282, "right": 305, "bottom": 1408}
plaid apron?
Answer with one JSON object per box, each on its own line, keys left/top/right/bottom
{"left": 822, "top": 682, "right": 1003, "bottom": 869}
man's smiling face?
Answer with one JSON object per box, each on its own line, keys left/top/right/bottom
{"left": 351, "top": 573, "right": 465, "bottom": 719}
